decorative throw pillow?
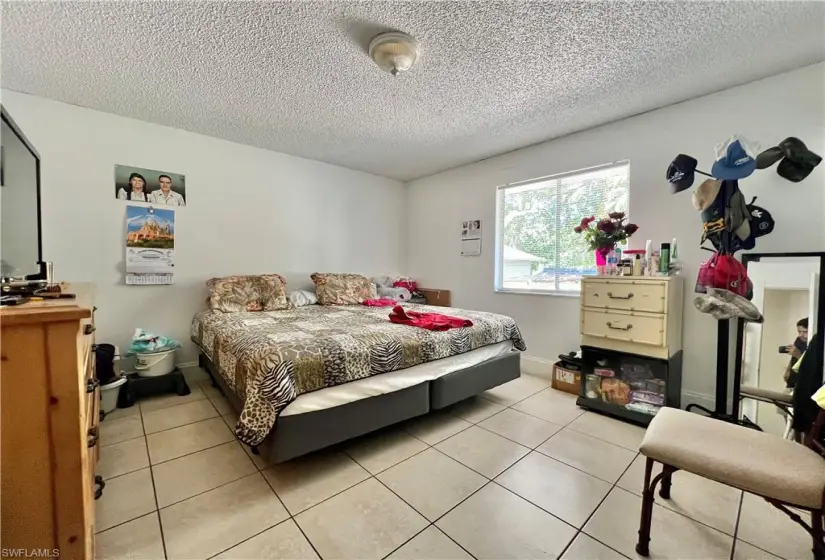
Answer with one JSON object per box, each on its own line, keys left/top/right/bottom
{"left": 207, "top": 274, "right": 290, "bottom": 312}
{"left": 311, "top": 273, "right": 377, "bottom": 305}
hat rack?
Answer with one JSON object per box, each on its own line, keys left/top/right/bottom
{"left": 672, "top": 136, "right": 822, "bottom": 429}
{"left": 686, "top": 179, "right": 743, "bottom": 423}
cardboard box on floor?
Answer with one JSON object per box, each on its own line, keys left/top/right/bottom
{"left": 419, "top": 288, "right": 451, "bottom": 307}
{"left": 552, "top": 362, "right": 581, "bottom": 395}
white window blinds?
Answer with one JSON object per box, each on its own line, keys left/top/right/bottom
{"left": 495, "top": 161, "right": 630, "bottom": 294}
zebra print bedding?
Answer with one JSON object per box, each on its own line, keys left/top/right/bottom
{"left": 191, "top": 304, "right": 526, "bottom": 446}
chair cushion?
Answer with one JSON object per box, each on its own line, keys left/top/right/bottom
{"left": 640, "top": 407, "right": 825, "bottom": 508}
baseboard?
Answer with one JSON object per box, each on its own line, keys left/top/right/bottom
{"left": 680, "top": 390, "right": 715, "bottom": 411}
{"left": 520, "top": 355, "right": 555, "bottom": 380}
{"left": 177, "top": 361, "right": 199, "bottom": 369}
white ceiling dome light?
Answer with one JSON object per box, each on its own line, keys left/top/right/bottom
{"left": 368, "top": 31, "right": 420, "bottom": 77}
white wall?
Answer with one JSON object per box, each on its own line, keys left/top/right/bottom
{"left": 405, "top": 63, "right": 825, "bottom": 403}
{"left": 0, "top": 90, "right": 406, "bottom": 363}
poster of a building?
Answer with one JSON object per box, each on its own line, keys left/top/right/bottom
{"left": 125, "top": 205, "right": 175, "bottom": 285}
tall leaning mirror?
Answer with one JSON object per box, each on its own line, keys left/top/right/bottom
{"left": 736, "top": 252, "right": 824, "bottom": 440}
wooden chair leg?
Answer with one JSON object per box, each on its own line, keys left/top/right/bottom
{"left": 636, "top": 457, "right": 655, "bottom": 557}
{"left": 659, "top": 464, "right": 675, "bottom": 500}
{"left": 813, "top": 510, "right": 824, "bottom": 560}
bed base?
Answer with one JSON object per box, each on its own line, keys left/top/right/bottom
{"left": 199, "top": 350, "right": 521, "bottom": 463}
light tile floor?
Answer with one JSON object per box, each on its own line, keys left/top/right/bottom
{"left": 95, "top": 368, "right": 808, "bottom": 560}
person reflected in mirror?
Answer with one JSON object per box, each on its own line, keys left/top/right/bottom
{"left": 148, "top": 174, "right": 185, "bottom": 206}
{"left": 791, "top": 330, "right": 822, "bottom": 442}
{"left": 117, "top": 172, "right": 149, "bottom": 201}
{"left": 784, "top": 317, "right": 808, "bottom": 389}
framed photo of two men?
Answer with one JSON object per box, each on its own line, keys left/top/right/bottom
{"left": 114, "top": 164, "right": 186, "bottom": 206}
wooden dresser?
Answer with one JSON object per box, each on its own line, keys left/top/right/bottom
{"left": 1, "top": 284, "right": 98, "bottom": 559}
{"left": 578, "top": 276, "right": 684, "bottom": 425}
{"left": 580, "top": 276, "right": 683, "bottom": 360}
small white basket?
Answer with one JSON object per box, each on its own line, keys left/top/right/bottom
{"left": 100, "top": 377, "right": 127, "bottom": 413}
{"left": 135, "top": 348, "right": 176, "bottom": 377}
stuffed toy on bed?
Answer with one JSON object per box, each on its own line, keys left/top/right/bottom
{"left": 376, "top": 285, "right": 411, "bottom": 301}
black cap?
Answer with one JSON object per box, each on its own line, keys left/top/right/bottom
{"left": 667, "top": 154, "right": 713, "bottom": 194}
{"left": 756, "top": 137, "right": 822, "bottom": 181}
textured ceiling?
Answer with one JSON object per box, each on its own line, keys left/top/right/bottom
{"left": 2, "top": 2, "right": 823, "bottom": 181}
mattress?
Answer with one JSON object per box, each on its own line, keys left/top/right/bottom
{"left": 282, "top": 341, "right": 515, "bottom": 416}
{"left": 192, "top": 303, "right": 526, "bottom": 445}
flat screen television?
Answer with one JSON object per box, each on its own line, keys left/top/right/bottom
{"left": 1, "top": 105, "right": 46, "bottom": 282}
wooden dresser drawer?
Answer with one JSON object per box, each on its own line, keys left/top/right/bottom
{"left": 581, "top": 308, "right": 665, "bottom": 347}
{"left": 582, "top": 279, "right": 667, "bottom": 313}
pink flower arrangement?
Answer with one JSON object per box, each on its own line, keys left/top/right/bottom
{"left": 574, "top": 211, "right": 639, "bottom": 256}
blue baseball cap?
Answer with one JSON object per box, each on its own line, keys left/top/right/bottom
{"left": 712, "top": 135, "right": 759, "bottom": 180}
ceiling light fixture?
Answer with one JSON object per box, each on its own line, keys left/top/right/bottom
{"left": 368, "top": 31, "right": 419, "bottom": 77}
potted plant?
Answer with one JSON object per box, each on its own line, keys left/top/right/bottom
{"left": 574, "top": 212, "right": 638, "bottom": 273}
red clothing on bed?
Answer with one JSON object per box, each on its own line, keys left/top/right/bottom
{"left": 389, "top": 305, "right": 473, "bottom": 331}
{"left": 361, "top": 298, "right": 398, "bottom": 307}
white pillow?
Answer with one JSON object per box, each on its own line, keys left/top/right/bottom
{"left": 288, "top": 290, "right": 318, "bottom": 307}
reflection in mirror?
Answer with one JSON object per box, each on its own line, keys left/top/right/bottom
{"left": 741, "top": 256, "right": 821, "bottom": 436}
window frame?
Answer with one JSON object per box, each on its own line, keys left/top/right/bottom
{"left": 494, "top": 160, "right": 630, "bottom": 297}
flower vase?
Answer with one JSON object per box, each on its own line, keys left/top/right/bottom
{"left": 595, "top": 250, "right": 607, "bottom": 276}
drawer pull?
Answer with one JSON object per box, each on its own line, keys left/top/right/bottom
{"left": 86, "top": 378, "right": 100, "bottom": 394}
{"left": 607, "top": 292, "right": 634, "bottom": 300}
{"left": 84, "top": 324, "right": 96, "bottom": 335}
{"left": 94, "top": 475, "right": 105, "bottom": 500}
{"left": 87, "top": 427, "right": 99, "bottom": 448}
{"left": 606, "top": 321, "right": 633, "bottom": 331}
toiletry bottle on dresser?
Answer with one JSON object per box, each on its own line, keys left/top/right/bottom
{"left": 660, "top": 243, "right": 671, "bottom": 274}
{"left": 607, "top": 250, "right": 618, "bottom": 275}
{"left": 633, "top": 254, "right": 642, "bottom": 276}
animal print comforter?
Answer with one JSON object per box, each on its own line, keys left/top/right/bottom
{"left": 191, "top": 304, "right": 526, "bottom": 445}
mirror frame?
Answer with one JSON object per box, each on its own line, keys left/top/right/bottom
{"left": 1, "top": 105, "right": 46, "bottom": 281}
{"left": 733, "top": 251, "right": 825, "bottom": 419}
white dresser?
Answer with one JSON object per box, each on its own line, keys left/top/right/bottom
{"left": 578, "top": 276, "right": 684, "bottom": 424}
{"left": 580, "top": 276, "right": 684, "bottom": 360}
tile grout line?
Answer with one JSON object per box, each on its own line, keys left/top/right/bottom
{"left": 103, "top": 380, "right": 646, "bottom": 558}
{"left": 564, "top": 449, "right": 641, "bottom": 560}
{"left": 343, "top": 439, "right": 483, "bottom": 560}
{"left": 258, "top": 472, "right": 326, "bottom": 560}
{"left": 369, "top": 461, "right": 480, "bottom": 560}
{"left": 97, "top": 442, "right": 250, "bottom": 536}
{"left": 104, "top": 434, "right": 237, "bottom": 482}
{"left": 727, "top": 492, "right": 785, "bottom": 560}
{"left": 729, "top": 492, "right": 744, "bottom": 560}
{"left": 204, "top": 517, "right": 294, "bottom": 560}
{"left": 139, "top": 406, "right": 169, "bottom": 560}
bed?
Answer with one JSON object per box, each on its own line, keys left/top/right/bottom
{"left": 192, "top": 303, "right": 526, "bottom": 462}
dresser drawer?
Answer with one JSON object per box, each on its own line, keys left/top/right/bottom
{"left": 582, "top": 280, "right": 667, "bottom": 313}
{"left": 581, "top": 308, "right": 665, "bottom": 347}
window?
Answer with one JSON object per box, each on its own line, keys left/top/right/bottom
{"left": 495, "top": 161, "right": 630, "bottom": 294}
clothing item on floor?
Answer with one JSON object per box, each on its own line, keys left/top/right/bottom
{"left": 362, "top": 298, "right": 399, "bottom": 307}
{"left": 693, "top": 287, "right": 763, "bottom": 322}
{"left": 389, "top": 305, "right": 472, "bottom": 331}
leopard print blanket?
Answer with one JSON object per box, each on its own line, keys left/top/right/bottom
{"left": 191, "top": 304, "right": 526, "bottom": 445}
